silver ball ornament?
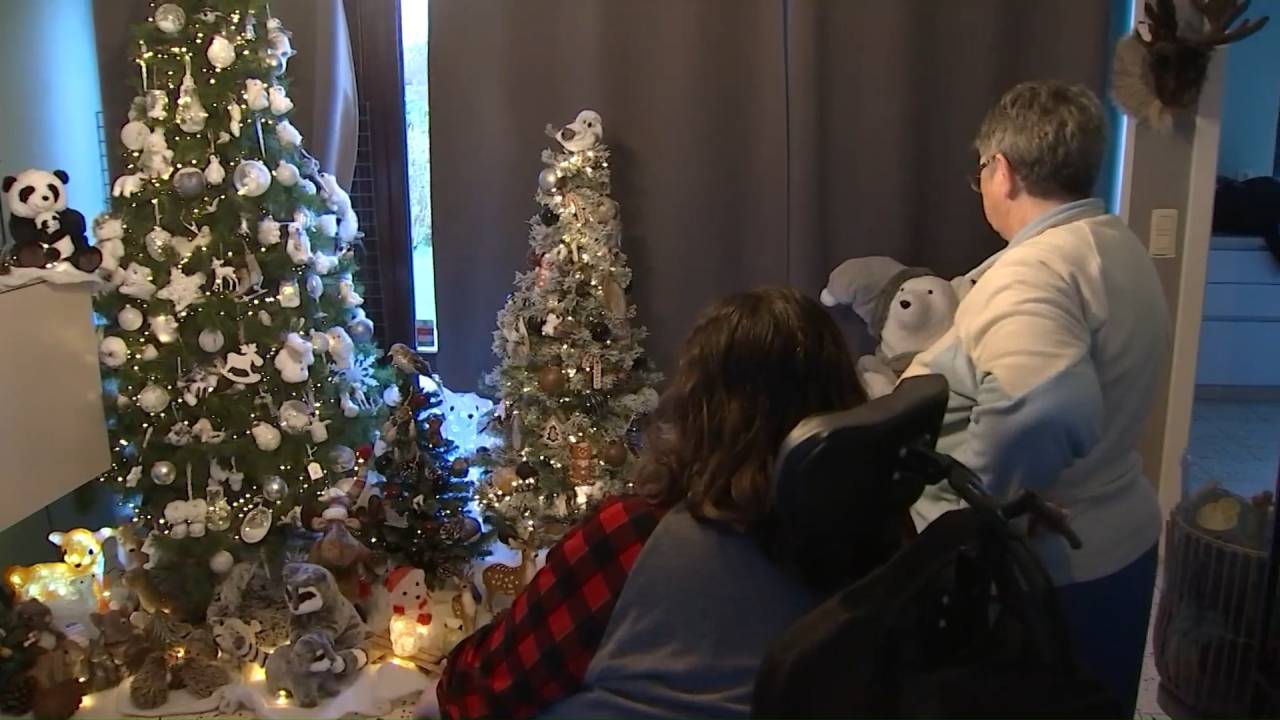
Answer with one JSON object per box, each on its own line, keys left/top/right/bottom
{"left": 329, "top": 445, "right": 356, "bottom": 473}
{"left": 233, "top": 160, "right": 272, "bottom": 197}
{"left": 262, "top": 475, "right": 289, "bottom": 502}
{"left": 304, "top": 273, "right": 323, "bottom": 300}
{"left": 151, "top": 461, "right": 177, "bottom": 486}
{"left": 173, "top": 167, "right": 207, "bottom": 198}
{"left": 154, "top": 3, "right": 186, "bottom": 34}
{"left": 538, "top": 167, "right": 561, "bottom": 191}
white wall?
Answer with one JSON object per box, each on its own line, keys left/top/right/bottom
{"left": 0, "top": 0, "right": 110, "bottom": 569}
{"left": 0, "top": 0, "right": 106, "bottom": 233}
{"left": 1217, "top": 0, "right": 1280, "bottom": 179}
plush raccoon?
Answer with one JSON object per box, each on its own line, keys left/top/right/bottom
{"left": 264, "top": 632, "right": 346, "bottom": 708}
{"left": 282, "top": 563, "right": 369, "bottom": 677}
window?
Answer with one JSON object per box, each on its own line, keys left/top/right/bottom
{"left": 400, "top": 0, "right": 438, "bottom": 353}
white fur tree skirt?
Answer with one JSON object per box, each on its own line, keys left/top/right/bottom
{"left": 75, "top": 661, "right": 433, "bottom": 719}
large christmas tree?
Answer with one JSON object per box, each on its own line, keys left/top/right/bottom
{"left": 480, "top": 111, "right": 660, "bottom": 545}
{"left": 94, "top": 0, "right": 388, "bottom": 557}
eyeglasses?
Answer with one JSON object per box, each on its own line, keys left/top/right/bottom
{"left": 969, "top": 157, "right": 993, "bottom": 192}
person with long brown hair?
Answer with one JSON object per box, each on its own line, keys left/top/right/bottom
{"left": 426, "top": 288, "right": 880, "bottom": 719}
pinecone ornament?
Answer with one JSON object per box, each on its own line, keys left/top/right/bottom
{"left": 0, "top": 675, "right": 37, "bottom": 715}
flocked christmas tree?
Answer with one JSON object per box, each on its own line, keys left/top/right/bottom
{"left": 366, "top": 345, "right": 490, "bottom": 587}
{"left": 93, "top": 0, "right": 390, "bottom": 564}
{"left": 480, "top": 110, "right": 660, "bottom": 545}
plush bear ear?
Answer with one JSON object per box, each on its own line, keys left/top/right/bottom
{"left": 53, "top": 170, "right": 70, "bottom": 185}
{"left": 2, "top": 176, "right": 15, "bottom": 193}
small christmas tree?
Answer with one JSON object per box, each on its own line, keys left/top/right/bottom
{"left": 94, "top": 0, "right": 389, "bottom": 557}
{"left": 480, "top": 110, "right": 660, "bottom": 545}
{"left": 365, "top": 345, "right": 490, "bottom": 587}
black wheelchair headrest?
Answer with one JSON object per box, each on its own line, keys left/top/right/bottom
{"left": 769, "top": 374, "right": 949, "bottom": 591}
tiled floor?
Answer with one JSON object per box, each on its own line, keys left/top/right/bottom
{"left": 1183, "top": 398, "right": 1280, "bottom": 500}
{"left": 1135, "top": 397, "right": 1279, "bottom": 718}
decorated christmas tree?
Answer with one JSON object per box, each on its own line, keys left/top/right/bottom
{"left": 93, "top": 0, "right": 389, "bottom": 560}
{"left": 480, "top": 110, "right": 660, "bottom": 545}
{"left": 365, "top": 345, "right": 490, "bottom": 588}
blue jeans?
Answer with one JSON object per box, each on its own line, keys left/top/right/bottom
{"left": 1056, "top": 545, "right": 1159, "bottom": 718}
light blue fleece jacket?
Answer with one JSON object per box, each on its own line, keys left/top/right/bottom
{"left": 903, "top": 199, "right": 1171, "bottom": 585}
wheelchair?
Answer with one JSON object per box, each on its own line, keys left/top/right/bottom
{"left": 752, "top": 375, "right": 1124, "bottom": 719}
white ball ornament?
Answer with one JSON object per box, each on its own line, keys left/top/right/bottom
{"left": 233, "top": 160, "right": 272, "bottom": 197}
{"left": 273, "top": 160, "right": 300, "bottom": 187}
{"left": 154, "top": 3, "right": 186, "bottom": 34}
{"left": 99, "top": 336, "right": 128, "bottom": 368}
{"left": 117, "top": 306, "right": 144, "bottom": 332}
{"left": 198, "top": 328, "right": 225, "bottom": 353}
{"left": 278, "top": 400, "right": 312, "bottom": 434}
{"left": 150, "top": 461, "right": 177, "bottom": 486}
{"left": 120, "top": 121, "right": 151, "bottom": 151}
{"left": 138, "top": 384, "right": 171, "bottom": 413}
{"left": 209, "top": 550, "right": 234, "bottom": 574}
{"left": 383, "top": 385, "right": 402, "bottom": 407}
{"left": 206, "top": 34, "right": 235, "bottom": 69}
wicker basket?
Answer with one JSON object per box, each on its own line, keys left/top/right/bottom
{"left": 1153, "top": 489, "right": 1278, "bottom": 716}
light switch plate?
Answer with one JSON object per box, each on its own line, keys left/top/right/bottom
{"left": 1149, "top": 209, "right": 1178, "bottom": 258}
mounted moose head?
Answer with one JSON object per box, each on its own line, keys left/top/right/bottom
{"left": 1114, "top": 0, "right": 1269, "bottom": 127}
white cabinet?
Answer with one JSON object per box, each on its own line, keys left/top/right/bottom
{"left": 0, "top": 278, "right": 109, "bottom": 531}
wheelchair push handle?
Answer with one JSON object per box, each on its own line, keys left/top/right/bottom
{"left": 901, "top": 445, "right": 1083, "bottom": 550}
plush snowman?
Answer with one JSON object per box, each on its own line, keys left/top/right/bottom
{"left": 384, "top": 566, "right": 431, "bottom": 657}
{"left": 820, "top": 256, "right": 960, "bottom": 399}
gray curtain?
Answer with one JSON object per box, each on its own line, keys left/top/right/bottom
{"left": 429, "top": 0, "right": 790, "bottom": 386}
{"left": 429, "top": 0, "right": 1112, "bottom": 389}
{"left": 785, "top": 1, "right": 1113, "bottom": 317}
{"left": 94, "top": 0, "right": 358, "bottom": 186}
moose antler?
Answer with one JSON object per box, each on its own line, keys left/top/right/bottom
{"left": 1139, "top": 0, "right": 1183, "bottom": 46}
{"left": 1191, "top": 0, "right": 1269, "bottom": 46}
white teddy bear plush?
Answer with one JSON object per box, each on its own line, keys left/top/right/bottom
{"left": 274, "top": 332, "right": 315, "bottom": 383}
{"left": 821, "top": 256, "right": 960, "bottom": 398}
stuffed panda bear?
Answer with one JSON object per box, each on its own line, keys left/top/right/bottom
{"left": 2, "top": 168, "right": 101, "bottom": 272}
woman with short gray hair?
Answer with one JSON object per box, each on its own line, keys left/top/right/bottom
{"left": 902, "top": 80, "right": 1170, "bottom": 716}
